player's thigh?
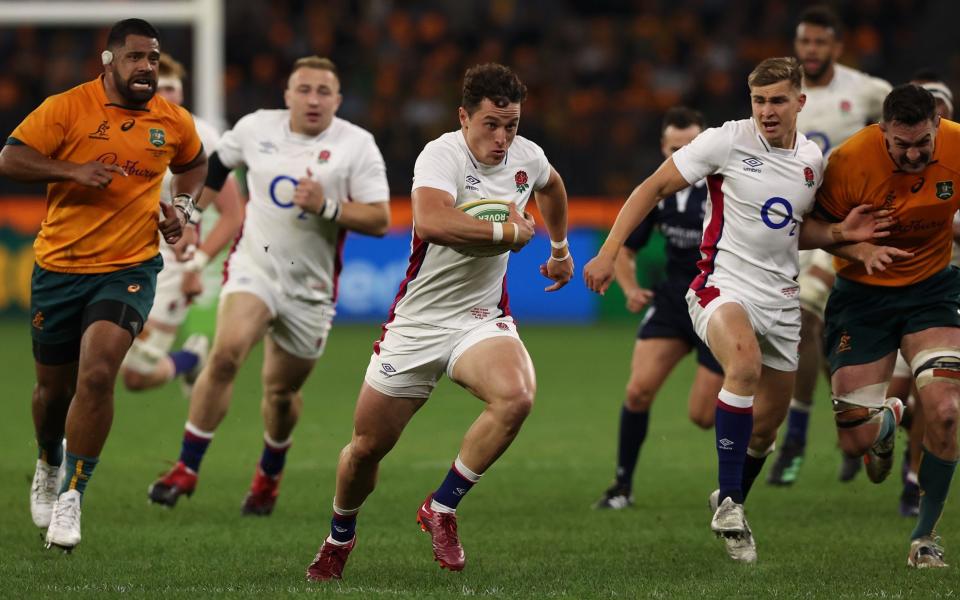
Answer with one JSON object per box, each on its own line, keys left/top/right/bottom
{"left": 831, "top": 353, "right": 898, "bottom": 395}
{"left": 626, "top": 337, "right": 690, "bottom": 395}
{"left": 261, "top": 336, "right": 317, "bottom": 394}
{"left": 703, "top": 301, "right": 762, "bottom": 377}
{"left": 211, "top": 291, "right": 273, "bottom": 358}
{"left": 901, "top": 327, "right": 960, "bottom": 418}
{"left": 351, "top": 382, "right": 428, "bottom": 456}
{"left": 449, "top": 321, "right": 535, "bottom": 405}
{"left": 753, "top": 365, "right": 796, "bottom": 440}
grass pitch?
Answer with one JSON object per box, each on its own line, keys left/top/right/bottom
{"left": 1, "top": 320, "right": 957, "bottom": 598}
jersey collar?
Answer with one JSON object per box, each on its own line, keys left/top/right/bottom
{"left": 96, "top": 75, "right": 154, "bottom": 113}
{"left": 457, "top": 130, "right": 507, "bottom": 173}
{"left": 751, "top": 118, "right": 800, "bottom": 157}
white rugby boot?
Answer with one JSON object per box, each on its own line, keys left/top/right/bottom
{"left": 907, "top": 535, "right": 948, "bottom": 568}
{"left": 30, "top": 460, "right": 61, "bottom": 528}
{"left": 709, "top": 489, "right": 757, "bottom": 563}
{"left": 45, "top": 489, "right": 82, "bottom": 551}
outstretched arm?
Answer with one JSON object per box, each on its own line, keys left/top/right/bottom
{"left": 534, "top": 167, "right": 573, "bottom": 291}
{"left": 798, "top": 205, "right": 893, "bottom": 250}
{"left": 583, "top": 157, "right": 690, "bottom": 294}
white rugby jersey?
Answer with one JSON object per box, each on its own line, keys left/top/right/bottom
{"left": 673, "top": 118, "right": 824, "bottom": 308}
{"left": 217, "top": 110, "right": 388, "bottom": 303}
{"left": 383, "top": 130, "right": 551, "bottom": 330}
{"left": 159, "top": 115, "right": 220, "bottom": 259}
{"left": 798, "top": 64, "right": 891, "bottom": 155}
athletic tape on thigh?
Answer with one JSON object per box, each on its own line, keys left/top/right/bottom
{"left": 910, "top": 347, "right": 960, "bottom": 389}
{"left": 121, "top": 329, "right": 175, "bottom": 374}
{"left": 832, "top": 382, "right": 887, "bottom": 428}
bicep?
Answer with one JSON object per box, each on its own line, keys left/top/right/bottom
{"left": 651, "top": 157, "right": 693, "bottom": 198}
{"left": 411, "top": 186, "right": 456, "bottom": 223}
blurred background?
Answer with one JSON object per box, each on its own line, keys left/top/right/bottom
{"left": 1, "top": 0, "right": 958, "bottom": 324}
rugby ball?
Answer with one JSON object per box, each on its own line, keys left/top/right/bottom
{"left": 454, "top": 200, "right": 513, "bottom": 257}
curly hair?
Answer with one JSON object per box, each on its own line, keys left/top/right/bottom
{"left": 461, "top": 63, "right": 527, "bottom": 114}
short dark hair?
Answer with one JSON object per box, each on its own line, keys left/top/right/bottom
{"left": 461, "top": 63, "right": 527, "bottom": 114}
{"left": 798, "top": 5, "right": 842, "bottom": 39}
{"left": 106, "top": 18, "right": 160, "bottom": 49}
{"left": 661, "top": 107, "right": 706, "bottom": 134}
{"left": 883, "top": 84, "right": 937, "bottom": 125}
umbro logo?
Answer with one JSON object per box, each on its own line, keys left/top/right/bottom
{"left": 333, "top": 526, "right": 348, "bottom": 533}
{"left": 465, "top": 174, "right": 481, "bottom": 191}
{"left": 718, "top": 438, "right": 734, "bottom": 450}
{"left": 258, "top": 141, "right": 278, "bottom": 154}
{"left": 382, "top": 363, "right": 396, "bottom": 374}
{"left": 742, "top": 157, "right": 763, "bottom": 173}
{"left": 454, "top": 487, "right": 467, "bottom": 496}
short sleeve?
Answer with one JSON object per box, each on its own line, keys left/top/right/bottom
{"left": 412, "top": 140, "right": 460, "bottom": 198}
{"left": 9, "top": 94, "right": 72, "bottom": 156}
{"left": 215, "top": 113, "right": 257, "bottom": 169}
{"left": 814, "top": 150, "right": 852, "bottom": 222}
{"left": 531, "top": 141, "right": 552, "bottom": 190}
{"left": 347, "top": 135, "right": 390, "bottom": 204}
{"left": 865, "top": 76, "right": 893, "bottom": 123}
{"left": 193, "top": 117, "right": 221, "bottom": 158}
{"left": 671, "top": 123, "right": 733, "bottom": 185}
{"left": 170, "top": 107, "right": 203, "bottom": 167}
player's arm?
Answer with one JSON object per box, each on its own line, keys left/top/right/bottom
{"left": 533, "top": 167, "right": 573, "bottom": 291}
{"left": 583, "top": 157, "right": 689, "bottom": 294}
{"left": 798, "top": 205, "right": 893, "bottom": 250}
{"left": 822, "top": 241, "right": 913, "bottom": 276}
{"left": 182, "top": 172, "right": 246, "bottom": 274}
{"left": 0, "top": 142, "right": 126, "bottom": 187}
{"left": 411, "top": 186, "right": 534, "bottom": 248}
{"left": 614, "top": 247, "right": 653, "bottom": 313}
{"left": 290, "top": 168, "right": 390, "bottom": 237}
{"left": 169, "top": 148, "right": 208, "bottom": 206}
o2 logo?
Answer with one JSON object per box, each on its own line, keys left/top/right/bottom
{"left": 761, "top": 197, "right": 797, "bottom": 236}
{"left": 269, "top": 175, "right": 309, "bottom": 220}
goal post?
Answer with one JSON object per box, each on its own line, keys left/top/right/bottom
{"left": 0, "top": 0, "right": 225, "bottom": 127}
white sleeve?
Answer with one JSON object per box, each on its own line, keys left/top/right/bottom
{"left": 412, "top": 141, "right": 459, "bottom": 198}
{"left": 214, "top": 113, "right": 257, "bottom": 169}
{"left": 532, "top": 143, "right": 552, "bottom": 190}
{"left": 193, "top": 117, "right": 221, "bottom": 158}
{"left": 865, "top": 76, "right": 893, "bottom": 122}
{"left": 671, "top": 123, "right": 733, "bottom": 185}
{"left": 347, "top": 135, "right": 390, "bottom": 204}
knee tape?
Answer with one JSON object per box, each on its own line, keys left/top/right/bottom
{"left": 122, "top": 329, "right": 175, "bottom": 374}
{"left": 832, "top": 382, "right": 887, "bottom": 428}
{"left": 910, "top": 347, "right": 960, "bottom": 389}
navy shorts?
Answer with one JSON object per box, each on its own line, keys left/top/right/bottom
{"left": 638, "top": 279, "right": 723, "bottom": 374}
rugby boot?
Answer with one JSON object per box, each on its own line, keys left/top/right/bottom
{"left": 592, "top": 482, "right": 634, "bottom": 509}
{"left": 417, "top": 494, "right": 466, "bottom": 571}
{"left": 241, "top": 467, "right": 280, "bottom": 516}
{"left": 864, "top": 397, "right": 904, "bottom": 484}
{"left": 148, "top": 461, "right": 197, "bottom": 507}
{"left": 306, "top": 536, "right": 356, "bottom": 581}
{"left": 907, "top": 535, "right": 948, "bottom": 568}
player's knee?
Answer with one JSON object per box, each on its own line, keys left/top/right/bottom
{"left": 33, "top": 380, "right": 73, "bottom": 407}
{"left": 121, "top": 368, "right": 150, "bottom": 391}
{"left": 206, "top": 348, "right": 243, "bottom": 382}
{"left": 723, "top": 361, "right": 761, "bottom": 392}
{"left": 263, "top": 388, "right": 299, "bottom": 417}
{"left": 624, "top": 381, "right": 654, "bottom": 412}
{"left": 927, "top": 396, "right": 959, "bottom": 433}
{"left": 688, "top": 408, "right": 713, "bottom": 430}
{"left": 76, "top": 362, "right": 115, "bottom": 398}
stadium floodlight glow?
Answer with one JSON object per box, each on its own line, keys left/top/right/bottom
{"left": 0, "top": 0, "right": 224, "bottom": 129}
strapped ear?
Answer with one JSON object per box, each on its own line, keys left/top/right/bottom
{"left": 101, "top": 50, "right": 113, "bottom": 66}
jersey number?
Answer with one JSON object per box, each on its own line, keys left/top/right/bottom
{"left": 761, "top": 197, "right": 797, "bottom": 236}
{"left": 269, "top": 175, "right": 310, "bottom": 220}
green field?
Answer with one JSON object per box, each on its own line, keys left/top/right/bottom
{"left": 1, "top": 319, "right": 957, "bottom": 598}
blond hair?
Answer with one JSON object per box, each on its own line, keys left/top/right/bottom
{"left": 158, "top": 52, "right": 186, "bottom": 80}
{"left": 290, "top": 56, "right": 338, "bottom": 80}
{"left": 748, "top": 57, "right": 803, "bottom": 90}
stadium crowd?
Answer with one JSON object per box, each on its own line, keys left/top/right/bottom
{"left": 0, "top": 0, "right": 952, "bottom": 197}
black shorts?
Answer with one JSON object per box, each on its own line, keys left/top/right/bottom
{"left": 638, "top": 279, "right": 723, "bottom": 374}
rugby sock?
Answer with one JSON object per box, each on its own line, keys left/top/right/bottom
{"left": 179, "top": 421, "right": 214, "bottom": 473}
{"left": 329, "top": 504, "right": 359, "bottom": 544}
{"left": 715, "top": 388, "right": 754, "bottom": 505}
{"left": 259, "top": 433, "right": 292, "bottom": 477}
{"left": 911, "top": 448, "right": 958, "bottom": 540}
{"left": 59, "top": 451, "right": 98, "bottom": 497}
{"left": 741, "top": 446, "right": 770, "bottom": 501}
{"left": 38, "top": 438, "right": 64, "bottom": 467}
{"left": 431, "top": 455, "right": 482, "bottom": 512}
{"left": 785, "top": 399, "right": 810, "bottom": 447}
{"left": 615, "top": 406, "right": 649, "bottom": 489}
{"left": 169, "top": 349, "right": 200, "bottom": 376}
{"left": 875, "top": 406, "right": 897, "bottom": 444}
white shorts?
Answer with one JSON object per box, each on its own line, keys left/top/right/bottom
{"left": 148, "top": 253, "right": 190, "bottom": 328}
{"left": 364, "top": 317, "right": 521, "bottom": 398}
{"left": 222, "top": 252, "right": 335, "bottom": 360}
{"left": 686, "top": 288, "right": 801, "bottom": 372}
{"left": 797, "top": 249, "right": 836, "bottom": 319}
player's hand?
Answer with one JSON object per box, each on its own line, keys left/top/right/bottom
{"left": 181, "top": 270, "right": 204, "bottom": 303}
{"left": 172, "top": 225, "right": 199, "bottom": 261}
{"left": 292, "top": 167, "right": 326, "bottom": 214}
{"left": 70, "top": 161, "right": 127, "bottom": 189}
{"left": 159, "top": 201, "right": 184, "bottom": 244}
{"left": 505, "top": 204, "right": 535, "bottom": 250}
{"left": 838, "top": 204, "right": 895, "bottom": 242}
{"left": 625, "top": 288, "right": 654, "bottom": 313}
{"left": 856, "top": 244, "right": 914, "bottom": 275}
{"left": 583, "top": 254, "right": 615, "bottom": 295}
{"left": 539, "top": 245, "right": 574, "bottom": 292}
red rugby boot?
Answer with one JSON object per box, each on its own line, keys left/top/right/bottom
{"left": 416, "top": 494, "right": 465, "bottom": 571}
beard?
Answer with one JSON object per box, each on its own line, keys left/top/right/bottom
{"left": 114, "top": 72, "right": 157, "bottom": 105}
{"left": 899, "top": 154, "right": 930, "bottom": 172}
{"left": 802, "top": 59, "right": 831, "bottom": 82}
